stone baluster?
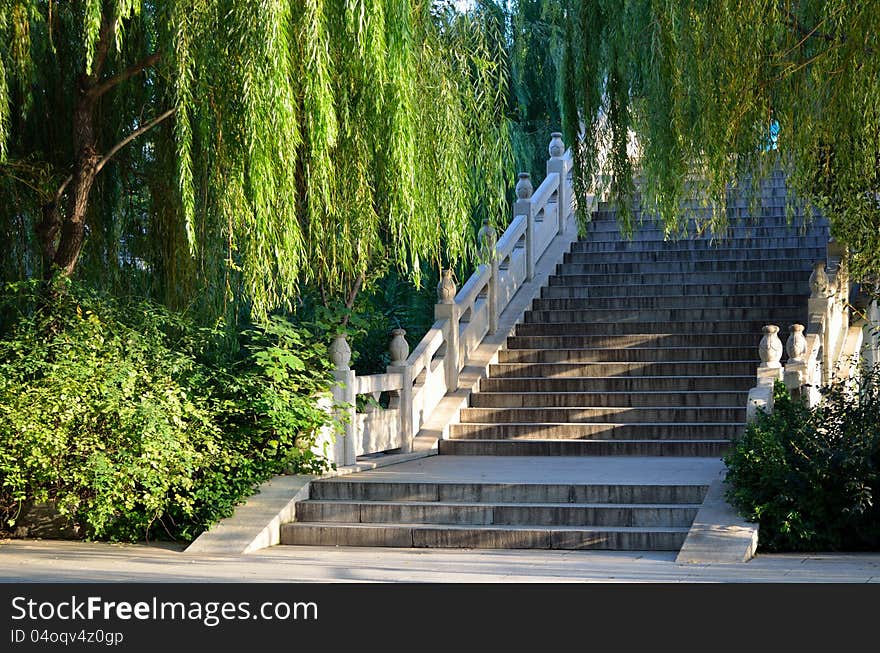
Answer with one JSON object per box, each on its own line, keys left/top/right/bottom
{"left": 435, "top": 269, "right": 460, "bottom": 392}
{"left": 478, "top": 219, "right": 499, "bottom": 334}
{"left": 748, "top": 325, "right": 784, "bottom": 422}
{"left": 809, "top": 260, "right": 832, "bottom": 299}
{"left": 783, "top": 323, "right": 807, "bottom": 399}
{"left": 546, "top": 132, "right": 567, "bottom": 234}
{"left": 758, "top": 324, "right": 783, "bottom": 369}
{"left": 386, "top": 328, "right": 413, "bottom": 453}
{"left": 515, "top": 172, "right": 535, "bottom": 280}
{"left": 329, "top": 332, "right": 356, "bottom": 466}
{"left": 868, "top": 281, "right": 880, "bottom": 369}
{"left": 809, "top": 261, "right": 833, "bottom": 385}
{"left": 785, "top": 324, "right": 807, "bottom": 363}
{"left": 832, "top": 251, "right": 850, "bottom": 363}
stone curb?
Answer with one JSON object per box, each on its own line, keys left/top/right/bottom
{"left": 675, "top": 474, "right": 758, "bottom": 564}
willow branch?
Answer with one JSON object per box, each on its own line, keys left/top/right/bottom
{"left": 91, "top": 52, "right": 161, "bottom": 99}
{"left": 94, "top": 107, "right": 177, "bottom": 176}
{"left": 53, "top": 174, "right": 74, "bottom": 205}
{"left": 87, "top": 15, "right": 119, "bottom": 84}
{"left": 780, "top": 5, "right": 874, "bottom": 56}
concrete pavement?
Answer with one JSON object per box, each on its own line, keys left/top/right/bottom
{"left": 2, "top": 539, "right": 879, "bottom": 583}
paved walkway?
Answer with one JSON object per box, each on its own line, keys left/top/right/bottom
{"left": 2, "top": 539, "right": 879, "bottom": 582}
{"left": 324, "top": 455, "right": 725, "bottom": 485}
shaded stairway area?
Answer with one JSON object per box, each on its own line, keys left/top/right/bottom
{"left": 282, "top": 172, "right": 829, "bottom": 551}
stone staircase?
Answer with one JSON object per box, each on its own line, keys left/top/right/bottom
{"left": 281, "top": 172, "right": 829, "bottom": 551}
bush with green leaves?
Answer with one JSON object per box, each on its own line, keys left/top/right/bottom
{"left": 0, "top": 280, "right": 335, "bottom": 542}
{"left": 724, "top": 368, "right": 880, "bottom": 552}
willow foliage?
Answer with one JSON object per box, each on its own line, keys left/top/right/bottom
{"left": 0, "top": 1, "right": 514, "bottom": 323}
{"left": 562, "top": 0, "right": 880, "bottom": 282}
{"left": 508, "top": 0, "right": 564, "bottom": 184}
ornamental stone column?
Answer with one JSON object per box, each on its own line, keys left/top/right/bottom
{"left": 515, "top": 172, "right": 535, "bottom": 280}
{"left": 478, "top": 219, "right": 499, "bottom": 334}
{"left": 386, "top": 328, "right": 413, "bottom": 453}
{"left": 435, "top": 270, "right": 460, "bottom": 391}
{"left": 547, "top": 132, "right": 568, "bottom": 234}
{"left": 329, "top": 333, "right": 357, "bottom": 466}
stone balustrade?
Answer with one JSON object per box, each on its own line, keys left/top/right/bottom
{"left": 747, "top": 240, "right": 859, "bottom": 422}
{"left": 321, "top": 134, "right": 578, "bottom": 466}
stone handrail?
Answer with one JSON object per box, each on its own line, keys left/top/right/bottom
{"left": 746, "top": 240, "right": 855, "bottom": 421}
{"left": 323, "top": 133, "right": 576, "bottom": 466}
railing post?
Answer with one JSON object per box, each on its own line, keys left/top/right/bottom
{"left": 435, "top": 269, "right": 460, "bottom": 391}
{"left": 783, "top": 323, "right": 807, "bottom": 400}
{"left": 747, "top": 325, "right": 784, "bottom": 422}
{"left": 809, "top": 261, "right": 833, "bottom": 384}
{"left": 329, "top": 333, "right": 357, "bottom": 466}
{"left": 387, "top": 328, "right": 413, "bottom": 453}
{"left": 515, "top": 172, "right": 535, "bottom": 281}
{"left": 478, "top": 219, "right": 498, "bottom": 334}
{"left": 868, "top": 295, "right": 880, "bottom": 369}
{"left": 830, "top": 252, "right": 850, "bottom": 367}
{"left": 547, "top": 132, "right": 567, "bottom": 234}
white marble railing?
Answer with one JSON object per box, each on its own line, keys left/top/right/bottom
{"left": 323, "top": 133, "right": 576, "bottom": 466}
{"left": 747, "top": 240, "right": 858, "bottom": 421}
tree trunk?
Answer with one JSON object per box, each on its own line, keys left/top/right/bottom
{"left": 49, "top": 92, "right": 100, "bottom": 277}
{"left": 37, "top": 13, "right": 110, "bottom": 279}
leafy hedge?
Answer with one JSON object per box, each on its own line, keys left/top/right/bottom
{"left": 724, "top": 368, "right": 880, "bottom": 552}
{"left": 0, "top": 280, "right": 335, "bottom": 542}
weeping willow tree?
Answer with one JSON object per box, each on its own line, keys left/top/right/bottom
{"left": 562, "top": 0, "right": 880, "bottom": 283}
{"left": 0, "top": 0, "right": 513, "bottom": 324}
{"left": 508, "top": 0, "right": 564, "bottom": 183}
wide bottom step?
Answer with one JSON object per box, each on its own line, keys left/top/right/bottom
{"left": 280, "top": 522, "right": 689, "bottom": 550}
{"left": 440, "top": 439, "right": 731, "bottom": 456}
{"left": 296, "top": 500, "right": 700, "bottom": 527}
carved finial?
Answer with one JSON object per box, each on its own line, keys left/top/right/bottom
{"left": 329, "top": 333, "right": 351, "bottom": 370}
{"left": 515, "top": 172, "right": 533, "bottom": 200}
{"left": 759, "top": 325, "right": 783, "bottom": 368}
{"left": 548, "top": 132, "right": 565, "bottom": 158}
{"left": 786, "top": 324, "right": 807, "bottom": 363}
{"left": 437, "top": 269, "right": 456, "bottom": 304}
{"left": 478, "top": 219, "right": 497, "bottom": 261}
{"left": 809, "top": 261, "right": 832, "bottom": 298}
{"left": 389, "top": 328, "right": 409, "bottom": 366}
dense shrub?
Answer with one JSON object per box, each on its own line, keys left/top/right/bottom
{"left": 0, "top": 280, "right": 335, "bottom": 542}
{"left": 724, "top": 368, "right": 880, "bottom": 552}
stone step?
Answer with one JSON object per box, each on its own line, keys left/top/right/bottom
{"left": 584, "top": 217, "right": 826, "bottom": 233}
{"left": 561, "top": 246, "right": 826, "bottom": 264}
{"left": 478, "top": 375, "right": 755, "bottom": 393}
{"left": 592, "top": 204, "right": 815, "bottom": 219}
{"left": 489, "top": 361, "right": 758, "bottom": 378}
{"left": 439, "top": 438, "right": 732, "bottom": 457}
{"left": 470, "top": 390, "right": 748, "bottom": 408}
{"left": 498, "top": 347, "right": 756, "bottom": 363}
{"left": 506, "top": 333, "right": 768, "bottom": 349}
{"left": 547, "top": 270, "right": 811, "bottom": 286}
{"left": 590, "top": 210, "right": 828, "bottom": 223}
{"left": 514, "top": 320, "right": 794, "bottom": 335}
{"left": 280, "top": 522, "right": 690, "bottom": 550}
{"left": 557, "top": 259, "right": 817, "bottom": 274}
{"left": 570, "top": 236, "right": 828, "bottom": 253}
{"left": 541, "top": 282, "right": 807, "bottom": 298}
{"left": 309, "top": 480, "right": 709, "bottom": 504}
{"left": 530, "top": 294, "right": 806, "bottom": 311}
{"left": 450, "top": 422, "right": 742, "bottom": 440}
{"left": 295, "top": 500, "right": 701, "bottom": 527}
{"left": 459, "top": 406, "right": 746, "bottom": 424}
{"left": 580, "top": 221, "right": 828, "bottom": 237}
{"left": 523, "top": 307, "right": 803, "bottom": 324}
